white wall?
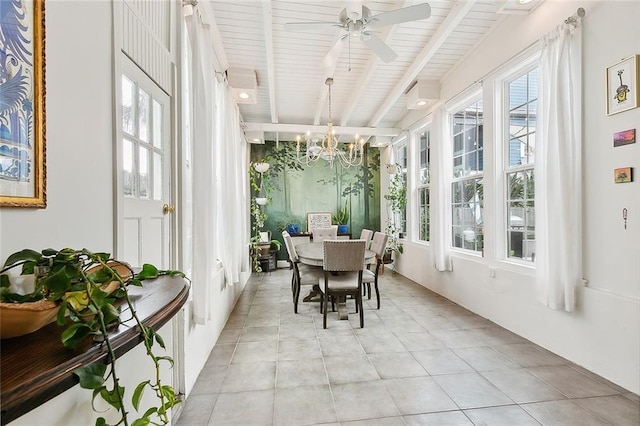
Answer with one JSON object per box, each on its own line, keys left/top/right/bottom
{"left": 0, "top": 0, "right": 248, "bottom": 422}
{"left": 393, "top": 0, "right": 640, "bottom": 394}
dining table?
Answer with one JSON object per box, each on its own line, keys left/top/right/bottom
{"left": 295, "top": 241, "right": 376, "bottom": 320}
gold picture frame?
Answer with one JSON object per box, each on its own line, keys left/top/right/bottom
{"left": 606, "top": 55, "right": 639, "bottom": 116}
{"left": 0, "top": 0, "right": 47, "bottom": 208}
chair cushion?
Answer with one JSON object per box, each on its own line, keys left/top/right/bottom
{"left": 361, "top": 268, "right": 375, "bottom": 283}
{"left": 318, "top": 272, "right": 360, "bottom": 292}
{"left": 299, "top": 266, "right": 324, "bottom": 286}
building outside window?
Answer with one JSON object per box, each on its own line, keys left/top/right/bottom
{"left": 505, "top": 67, "right": 537, "bottom": 262}
{"left": 451, "top": 99, "right": 484, "bottom": 252}
{"left": 392, "top": 143, "right": 407, "bottom": 238}
{"left": 417, "top": 129, "right": 430, "bottom": 242}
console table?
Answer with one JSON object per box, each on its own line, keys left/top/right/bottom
{"left": 0, "top": 275, "right": 189, "bottom": 424}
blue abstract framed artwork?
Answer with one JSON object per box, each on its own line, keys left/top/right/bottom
{"left": 0, "top": 0, "right": 46, "bottom": 207}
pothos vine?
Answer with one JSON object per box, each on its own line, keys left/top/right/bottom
{"left": 0, "top": 248, "right": 187, "bottom": 426}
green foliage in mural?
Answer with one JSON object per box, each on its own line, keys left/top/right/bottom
{"left": 250, "top": 141, "right": 381, "bottom": 259}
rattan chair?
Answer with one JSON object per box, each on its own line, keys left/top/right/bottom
{"left": 362, "top": 232, "right": 389, "bottom": 309}
{"left": 319, "top": 239, "right": 366, "bottom": 328}
{"left": 282, "top": 230, "right": 323, "bottom": 313}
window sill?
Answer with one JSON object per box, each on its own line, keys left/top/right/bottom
{"left": 0, "top": 275, "right": 190, "bottom": 424}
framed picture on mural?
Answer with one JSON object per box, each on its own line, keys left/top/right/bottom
{"left": 0, "top": 0, "right": 46, "bottom": 207}
{"left": 606, "top": 55, "right": 639, "bottom": 116}
{"left": 307, "top": 212, "right": 332, "bottom": 232}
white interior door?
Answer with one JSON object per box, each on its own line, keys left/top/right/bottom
{"left": 119, "top": 60, "right": 172, "bottom": 268}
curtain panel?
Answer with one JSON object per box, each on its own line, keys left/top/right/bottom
{"left": 535, "top": 23, "right": 583, "bottom": 312}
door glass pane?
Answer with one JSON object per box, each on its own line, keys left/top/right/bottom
{"left": 139, "top": 146, "right": 149, "bottom": 199}
{"left": 153, "top": 152, "right": 162, "bottom": 201}
{"left": 138, "top": 89, "right": 150, "bottom": 142}
{"left": 122, "top": 76, "right": 135, "bottom": 135}
{"left": 123, "top": 138, "right": 134, "bottom": 197}
{"left": 152, "top": 99, "right": 162, "bottom": 149}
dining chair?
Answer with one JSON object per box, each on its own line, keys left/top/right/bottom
{"left": 312, "top": 225, "right": 338, "bottom": 243}
{"left": 359, "top": 229, "right": 374, "bottom": 248}
{"left": 362, "top": 232, "right": 389, "bottom": 309}
{"left": 282, "top": 231, "right": 323, "bottom": 313}
{"left": 319, "top": 239, "right": 366, "bottom": 328}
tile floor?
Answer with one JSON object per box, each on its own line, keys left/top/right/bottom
{"left": 175, "top": 268, "right": 640, "bottom": 426}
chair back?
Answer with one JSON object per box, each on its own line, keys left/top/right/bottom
{"left": 359, "top": 229, "right": 374, "bottom": 246}
{"left": 370, "top": 232, "right": 389, "bottom": 258}
{"left": 282, "top": 230, "right": 299, "bottom": 262}
{"left": 323, "top": 240, "right": 366, "bottom": 272}
{"left": 312, "top": 225, "right": 338, "bottom": 243}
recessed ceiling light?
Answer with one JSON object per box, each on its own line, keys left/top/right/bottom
{"left": 252, "top": 138, "right": 260, "bottom": 142}
{"left": 238, "top": 92, "right": 250, "bottom": 99}
{"left": 519, "top": 0, "right": 533, "bottom": 4}
{"left": 416, "top": 100, "right": 427, "bottom": 106}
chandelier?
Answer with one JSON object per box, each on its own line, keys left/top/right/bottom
{"left": 296, "top": 78, "right": 365, "bottom": 168}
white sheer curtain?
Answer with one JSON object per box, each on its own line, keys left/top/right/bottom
{"left": 431, "top": 106, "right": 452, "bottom": 271}
{"left": 214, "top": 79, "right": 248, "bottom": 287}
{"left": 536, "top": 22, "right": 582, "bottom": 312}
{"left": 185, "top": 11, "right": 217, "bottom": 324}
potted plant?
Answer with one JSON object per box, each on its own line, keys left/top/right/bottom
{"left": 384, "top": 164, "right": 407, "bottom": 258}
{"left": 249, "top": 158, "right": 275, "bottom": 272}
{"left": 333, "top": 201, "right": 349, "bottom": 234}
{"left": 0, "top": 248, "right": 186, "bottom": 425}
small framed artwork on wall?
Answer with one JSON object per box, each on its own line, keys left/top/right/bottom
{"left": 606, "top": 55, "right": 639, "bottom": 115}
{"left": 614, "top": 167, "right": 633, "bottom": 184}
{"left": 613, "top": 129, "right": 636, "bottom": 147}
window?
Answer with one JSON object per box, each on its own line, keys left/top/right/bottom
{"left": 121, "top": 75, "right": 164, "bottom": 200}
{"left": 451, "top": 99, "right": 484, "bottom": 252}
{"left": 417, "top": 129, "right": 430, "bottom": 242}
{"left": 505, "top": 67, "right": 537, "bottom": 261}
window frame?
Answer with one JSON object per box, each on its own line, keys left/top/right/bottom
{"left": 496, "top": 54, "right": 540, "bottom": 265}
{"left": 415, "top": 126, "right": 431, "bottom": 243}
{"left": 449, "top": 96, "right": 485, "bottom": 255}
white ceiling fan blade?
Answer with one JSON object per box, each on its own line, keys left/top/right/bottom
{"left": 361, "top": 32, "right": 397, "bottom": 63}
{"left": 366, "top": 3, "right": 432, "bottom": 28}
{"left": 283, "top": 21, "right": 342, "bottom": 32}
{"left": 322, "top": 35, "right": 347, "bottom": 68}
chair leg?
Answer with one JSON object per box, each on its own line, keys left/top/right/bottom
{"left": 366, "top": 283, "right": 371, "bottom": 299}
{"left": 358, "top": 291, "right": 364, "bottom": 328}
{"left": 293, "top": 280, "right": 300, "bottom": 314}
{"left": 323, "top": 291, "right": 328, "bottom": 329}
{"left": 374, "top": 279, "right": 380, "bottom": 310}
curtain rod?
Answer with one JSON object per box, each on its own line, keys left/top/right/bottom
{"left": 564, "top": 7, "right": 586, "bottom": 27}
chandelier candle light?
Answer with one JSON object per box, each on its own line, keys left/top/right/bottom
{"left": 296, "top": 78, "right": 365, "bottom": 168}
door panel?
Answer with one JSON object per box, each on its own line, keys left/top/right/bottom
{"left": 119, "top": 59, "right": 172, "bottom": 269}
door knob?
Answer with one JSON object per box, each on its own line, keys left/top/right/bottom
{"left": 163, "top": 204, "right": 176, "bottom": 215}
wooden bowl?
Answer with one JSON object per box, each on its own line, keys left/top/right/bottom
{"left": 0, "top": 299, "right": 59, "bottom": 339}
{"left": 0, "top": 261, "right": 132, "bottom": 339}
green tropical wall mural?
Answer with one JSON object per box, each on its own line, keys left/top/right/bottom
{"left": 250, "top": 141, "right": 381, "bottom": 261}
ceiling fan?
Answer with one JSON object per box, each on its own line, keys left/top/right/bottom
{"left": 284, "top": 2, "right": 431, "bottom": 67}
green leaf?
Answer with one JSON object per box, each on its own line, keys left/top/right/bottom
{"left": 21, "top": 261, "right": 36, "bottom": 275}
{"left": 100, "top": 385, "right": 125, "bottom": 410}
{"left": 132, "top": 380, "right": 150, "bottom": 411}
{"left": 61, "top": 323, "right": 92, "bottom": 349}
{"left": 161, "top": 385, "right": 176, "bottom": 404}
{"left": 3, "top": 249, "right": 42, "bottom": 268}
{"left": 154, "top": 333, "right": 166, "bottom": 349}
{"left": 141, "top": 407, "right": 158, "bottom": 419}
{"left": 136, "top": 264, "right": 158, "bottom": 280}
{"left": 101, "top": 303, "right": 121, "bottom": 325}
{"left": 156, "top": 356, "right": 174, "bottom": 368}
{"left": 131, "top": 418, "right": 150, "bottom": 426}
{"left": 0, "top": 275, "right": 10, "bottom": 289}
{"left": 74, "top": 363, "right": 107, "bottom": 389}
{"left": 95, "top": 417, "right": 107, "bottom": 426}
{"left": 40, "top": 268, "right": 72, "bottom": 295}
{"left": 57, "top": 300, "right": 68, "bottom": 325}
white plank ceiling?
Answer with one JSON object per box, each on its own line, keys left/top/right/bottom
{"left": 206, "top": 0, "right": 540, "bottom": 143}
